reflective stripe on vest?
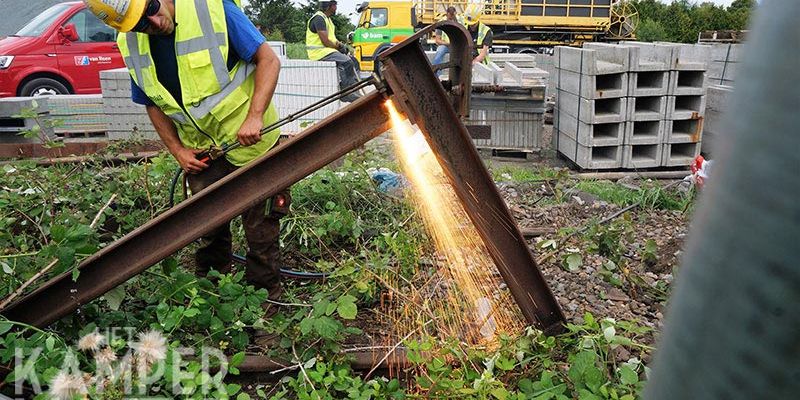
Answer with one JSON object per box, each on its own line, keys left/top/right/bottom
{"left": 306, "top": 11, "right": 337, "bottom": 61}
{"left": 118, "top": 0, "right": 280, "bottom": 166}
{"left": 476, "top": 23, "right": 491, "bottom": 64}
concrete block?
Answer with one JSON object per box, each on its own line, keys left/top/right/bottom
{"left": 556, "top": 89, "right": 627, "bottom": 123}
{"left": 665, "top": 118, "right": 703, "bottom": 143}
{"left": 490, "top": 53, "right": 537, "bottom": 68}
{"left": 504, "top": 64, "right": 549, "bottom": 87}
{"left": 556, "top": 109, "right": 625, "bottom": 146}
{"left": 628, "top": 71, "right": 669, "bottom": 97}
{"left": 661, "top": 142, "right": 702, "bottom": 167}
{"left": 706, "top": 84, "right": 734, "bottom": 111}
{"left": 668, "top": 70, "right": 707, "bottom": 96}
{"left": 555, "top": 69, "right": 628, "bottom": 99}
{"left": 667, "top": 95, "right": 706, "bottom": 120}
{"left": 556, "top": 133, "right": 623, "bottom": 169}
{"left": 624, "top": 120, "right": 664, "bottom": 145}
{"left": 627, "top": 95, "right": 667, "bottom": 121}
{"left": 585, "top": 42, "right": 671, "bottom": 71}
{"left": 473, "top": 62, "right": 497, "bottom": 84}
{"left": 555, "top": 46, "right": 629, "bottom": 75}
{"left": 623, "top": 144, "right": 663, "bottom": 168}
{"left": 658, "top": 43, "right": 707, "bottom": 70}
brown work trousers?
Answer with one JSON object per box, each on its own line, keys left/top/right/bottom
{"left": 186, "top": 158, "right": 290, "bottom": 292}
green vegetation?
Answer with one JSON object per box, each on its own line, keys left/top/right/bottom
{"left": 574, "top": 180, "right": 693, "bottom": 211}
{"left": 246, "top": 0, "right": 355, "bottom": 44}
{"left": 0, "top": 147, "right": 681, "bottom": 398}
{"left": 632, "top": 0, "right": 756, "bottom": 43}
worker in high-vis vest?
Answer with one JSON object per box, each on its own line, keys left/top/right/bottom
{"left": 83, "top": 0, "right": 290, "bottom": 317}
{"left": 431, "top": 6, "right": 459, "bottom": 77}
{"left": 306, "top": 0, "right": 360, "bottom": 102}
{"left": 463, "top": 4, "right": 492, "bottom": 65}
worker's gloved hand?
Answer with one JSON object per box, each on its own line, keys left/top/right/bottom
{"left": 237, "top": 115, "right": 263, "bottom": 147}
{"left": 175, "top": 147, "right": 208, "bottom": 174}
{"left": 337, "top": 42, "right": 350, "bottom": 55}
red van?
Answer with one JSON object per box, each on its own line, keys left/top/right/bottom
{"left": 0, "top": 1, "right": 124, "bottom": 97}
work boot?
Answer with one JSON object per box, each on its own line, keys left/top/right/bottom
{"left": 260, "top": 284, "right": 284, "bottom": 319}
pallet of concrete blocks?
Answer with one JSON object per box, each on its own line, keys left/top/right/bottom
{"left": 702, "top": 84, "right": 734, "bottom": 157}
{"left": 46, "top": 95, "right": 108, "bottom": 139}
{"left": 0, "top": 97, "right": 55, "bottom": 143}
{"left": 554, "top": 45, "right": 630, "bottom": 169}
{"left": 101, "top": 68, "right": 158, "bottom": 140}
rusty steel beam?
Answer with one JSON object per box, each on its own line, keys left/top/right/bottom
{"left": 2, "top": 92, "right": 392, "bottom": 327}
{"left": 379, "top": 26, "right": 567, "bottom": 333}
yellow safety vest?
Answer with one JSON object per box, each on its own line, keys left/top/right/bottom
{"left": 475, "top": 22, "right": 491, "bottom": 64}
{"left": 118, "top": 0, "right": 280, "bottom": 166}
{"left": 305, "top": 11, "right": 337, "bottom": 61}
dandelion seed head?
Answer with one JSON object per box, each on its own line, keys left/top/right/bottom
{"left": 77, "top": 331, "right": 105, "bottom": 352}
{"left": 132, "top": 330, "right": 167, "bottom": 364}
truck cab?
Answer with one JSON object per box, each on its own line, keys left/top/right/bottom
{"left": 0, "top": 1, "right": 124, "bottom": 97}
{"left": 350, "top": 1, "right": 417, "bottom": 72}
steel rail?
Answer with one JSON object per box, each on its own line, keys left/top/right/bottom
{"left": 2, "top": 91, "right": 392, "bottom": 327}
{"left": 379, "top": 22, "right": 566, "bottom": 334}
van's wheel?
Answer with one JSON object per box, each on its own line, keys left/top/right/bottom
{"left": 20, "top": 78, "right": 70, "bottom": 97}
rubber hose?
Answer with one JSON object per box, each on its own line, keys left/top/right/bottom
{"left": 645, "top": 1, "right": 800, "bottom": 398}
{"left": 231, "top": 253, "right": 330, "bottom": 280}
{"left": 169, "top": 171, "right": 329, "bottom": 279}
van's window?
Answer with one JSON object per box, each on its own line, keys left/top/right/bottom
{"left": 66, "top": 9, "right": 116, "bottom": 42}
{"left": 370, "top": 8, "right": 388, "bottom": 27}
{"left": 16, "top": 3, "right": 72, "bottom": 37}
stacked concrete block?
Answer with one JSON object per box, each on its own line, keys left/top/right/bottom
{"left": 554, "top": 46, "right": 629, "bottom": 169}
{"left": 702, "top": 84, "right": 734, "bottom": 156}
{"left": 101, "top": 68, "right": 158, "bottom": 140}
{"left": 703, "top": 43, "right": 742, "bottom": 86}
{"left": 46, "top": 95, "right": 107, "bottom": 137}
{"left": 100, "top": 62, "right": 344, "bottom": 138}
{"left": 556, "top": 42, "right": 709, "bottom": 169}
{"left": 0, "top": 97, "right": 53, "bottom": 143}
{"left": 469, "top": 55, "right": 549, "bottom": 153}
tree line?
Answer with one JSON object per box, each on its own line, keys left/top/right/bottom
{"left": 244, "top": 0, "right": 356, "bottom": 44}
{"left": 632, "top": 0, "right": 757, "bottom": 43}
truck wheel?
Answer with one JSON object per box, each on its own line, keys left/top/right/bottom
{"left": 20, "top": 78, "right": 70, "bottom": 97}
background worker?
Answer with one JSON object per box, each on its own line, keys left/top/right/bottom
{"left": 431, "top": 6, "right": 459, "bottom": 76}
{"left": 306, "top": 0, "right": 360, "bottom": 102}
{"left": 463, "top": 5, "right": 492, "bottom": 64}
{"left": 83, "top": 0, "right": 290, "bottom": 312}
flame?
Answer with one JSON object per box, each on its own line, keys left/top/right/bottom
{"left": 384, "top": 100, "right": 523, "bottom": 346}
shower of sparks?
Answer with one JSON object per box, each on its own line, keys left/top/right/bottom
{"left": 382, "top": 100, "right": 524, "bottom": 350}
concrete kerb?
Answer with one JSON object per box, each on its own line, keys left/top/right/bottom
{"left": 557, "top": 133, "right": 623, "bottom": 169}
{"left": 555, "top": 46, "right": 629, "bottom": 75}
{"left": 624, "top": 120, "right": 665, "bottom": 145}
{"left": 623, "top": 143, "right": 663, "bottom": 168}
{"left": 556, "top": 89, "right": 627, "bottom": 124}
{"left": 628, "top": 71, "right": 669, "bottom": 97}
{"left": 557, "top": 110, "right": 625, "bottom": 147}
{"left": 627, "top": 95, "right": 667, "bottom": 121}
{"left": 555, "top": 69, "right": 628, "bottom": 99}
{"left": 666, "top": 95, "right": 707, "bottom": 120}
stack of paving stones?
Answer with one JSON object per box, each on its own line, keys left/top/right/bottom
{"left": 101, "top": 61, "right": 342, "bottom": 138}
{"left": 0, "top": 97, "right": 53, "bottom": 143}
{"left": 101, "top": 68, "right": 158, "bottom": 140}
{"left": 46, "top": 95, "right": 107, "bottom": 139}
{"left": 703, "top": 84, "right": 733, "bottom": 156}
{"left": 555, "top": 43, "right": 708, "bottom": 169}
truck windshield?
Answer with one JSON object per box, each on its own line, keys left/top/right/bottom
{"left": 15, "top": 3, "right": 72, "bottom": 37}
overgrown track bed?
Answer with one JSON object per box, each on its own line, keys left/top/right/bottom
{"left": 0, "top": 145, "right": 693, "bottom": 399}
